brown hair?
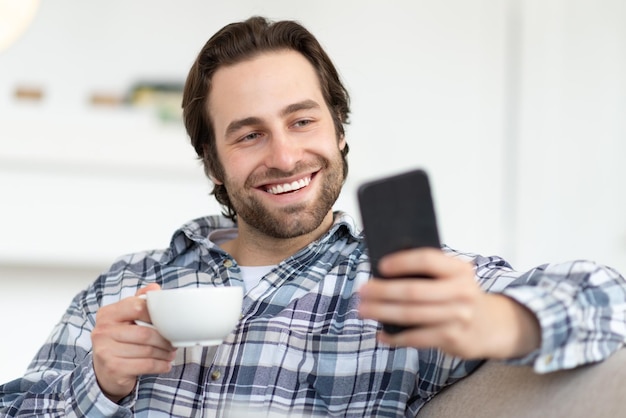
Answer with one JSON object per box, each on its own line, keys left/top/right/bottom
{"left": 182, "top": 16, "right": 350, "bottom": 221}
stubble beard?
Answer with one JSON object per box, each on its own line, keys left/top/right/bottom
{"left": 226, "top": 153, "right": 344, "bottom": 239}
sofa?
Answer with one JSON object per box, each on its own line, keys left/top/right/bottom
{"left": 417, "top": 347, "right": 626, "bottom": 417}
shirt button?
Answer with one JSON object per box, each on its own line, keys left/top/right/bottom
{"left": 211, "top": 369, "right": 222, "bottom": 380}
{"left": 223, "top": 259, "right": 234, "bottom": 268}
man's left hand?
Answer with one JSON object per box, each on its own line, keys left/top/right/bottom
{"left": 358, "top": 248, "right": 540, "bottom": 359}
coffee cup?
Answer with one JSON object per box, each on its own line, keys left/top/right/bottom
{"left": 137, "top": 286, "right": 243, "bottom": 347}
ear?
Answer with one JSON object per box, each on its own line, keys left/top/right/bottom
{"left": 338, "top": 135, "right": 347, "bottom": 151}
{"left": 209, "top": 174, "right": 223, "bottom": 185}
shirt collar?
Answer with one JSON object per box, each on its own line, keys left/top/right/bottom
{"left": 164, "top": 211, "right": 362, "bottom": 262}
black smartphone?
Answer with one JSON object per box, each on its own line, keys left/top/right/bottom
{"left": 357, "top": 168, "right": 441, "bottom": 334}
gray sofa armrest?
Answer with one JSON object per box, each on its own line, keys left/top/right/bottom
{"left": 417, "top": 348, "right": 626, "bottom": 418}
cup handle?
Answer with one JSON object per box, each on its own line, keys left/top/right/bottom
{"left": 133, "top": 294, "right": 156, "bottom": 329}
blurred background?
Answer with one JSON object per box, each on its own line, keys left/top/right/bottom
{"left": 1, "top": 0, "right": 625, "bottom": 382}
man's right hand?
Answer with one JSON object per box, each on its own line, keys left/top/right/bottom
{"left": 91, "top": 283, "right": 177, "bottom": 403}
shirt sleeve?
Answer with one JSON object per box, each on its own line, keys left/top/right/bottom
{"left": 0, "top": 286, "right": 135, "bottom": 417}
{"left": 456, "top": 248, "right": 626, "bottom": 373}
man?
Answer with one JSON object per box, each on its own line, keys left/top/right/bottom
{"left": 1, "top": 16, "right": 625, "bottom": 417}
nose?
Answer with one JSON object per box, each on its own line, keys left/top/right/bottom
{"left": 263, "top": 130, "right": 303, "bottom": 172}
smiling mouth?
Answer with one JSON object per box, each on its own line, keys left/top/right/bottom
{"left": 265, "top": 175, "right": 312, "bottom": 195}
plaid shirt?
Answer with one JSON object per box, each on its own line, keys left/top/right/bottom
{"left": 1, "top": 212, "right": 625, "bottom": 417}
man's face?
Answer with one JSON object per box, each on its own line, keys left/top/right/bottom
{"left": 208, "top": 50, "right": 346, "bottom": 239}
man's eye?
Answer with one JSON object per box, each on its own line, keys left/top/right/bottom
{"left": 294, "top": 119, "right": 312, "bottom": 128}
{"left": 241, "top": 132, "right": 261, "bottom": 142}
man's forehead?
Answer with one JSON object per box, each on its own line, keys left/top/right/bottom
{"left": 207, "top": 50, "right": 327, "bottom": 125}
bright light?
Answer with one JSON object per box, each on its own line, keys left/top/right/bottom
{"left": 0, "top": 0, "right": 40, "bottom": 52}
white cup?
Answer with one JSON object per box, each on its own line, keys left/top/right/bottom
{"left": 137, "top": 286, "right": 243, "bottom": 347}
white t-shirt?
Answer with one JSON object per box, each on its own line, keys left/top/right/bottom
{"left": 239, "top": 265, "right": 276, "bottom": 292}
{"left": 209, "top": 228, "right": 276, "bottom": 291}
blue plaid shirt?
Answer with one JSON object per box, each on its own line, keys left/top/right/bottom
{"left": 1, "top": 212, "right": 625, "bottom": 417}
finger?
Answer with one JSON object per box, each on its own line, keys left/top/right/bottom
{"left": 128, "top": 321, "right": 178, "bottom": 351}
{"left": 96, "top": 297, "right": 148, "bottom": 327}
{"left": 376, "top": 324, "right": 437, "bottom": 348}
{"left": 104, "top": 357, "right": 175, "bottom": 379}
{"left": 359, "top": 299, "right": 463, "bottom": 327}
{"left": 93, "top": 319, "right": 176, "bottom": 352}
{"left": 359, "top": 278, "right": 463, "bottom": 304}
{"left": 376, "top": 324, "right": 456, "bottom": 351}
{"left": 92, "top": 334, "right": 177, "bottom": 369}
{"left": 136, "top": 283, "right": 161, "bottom": 297}
{"left": 110, "top": 339, "right": 177, "bottom": 362}
{"left": 96, "top": 286, "right": 161, "bottom": 327}
{"left": 378, "top": 248, "right": 472, "bottom": 279}
{"left": 134, "top": 284, "right": 161, "bottom": 323}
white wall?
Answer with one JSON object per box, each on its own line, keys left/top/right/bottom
{"left": 1, "top": 0, "right": 625, "bottom": 383}
{"left": 515, "top": 0, "right": 626, "bottom": 270}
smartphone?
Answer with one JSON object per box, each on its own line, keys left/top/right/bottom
{"left": 357, "top": 168, "right": 441, "bottom": 334}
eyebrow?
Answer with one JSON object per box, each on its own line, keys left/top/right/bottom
{"left": 224, "top": 99, "right": 321, "bottom": 137}
{"left": 225, "top": 116, "right": 263, "bottom": 137}
{"left": 280, "top": 99, "right": 320, "bottom": 117}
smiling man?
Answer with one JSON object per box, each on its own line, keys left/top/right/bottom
{"left": 209, "top": 50, "right": 346, "bottom": 263}
{"left": 1, "top": 16, "right": 626, "bottom": 418}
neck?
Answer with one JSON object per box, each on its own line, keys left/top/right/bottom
{"left": 221, "top": 211, "right": 335, "bottom": 266}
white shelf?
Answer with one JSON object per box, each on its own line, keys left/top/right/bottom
{"left": 0, "top": 109, "right": 221, "bottom": 266}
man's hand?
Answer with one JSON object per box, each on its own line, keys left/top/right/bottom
{"left": 91, "top": 284, "right": 177, "bottom": 403}
{"left": 358, "top": 248, "right": 540, "bottom": 360}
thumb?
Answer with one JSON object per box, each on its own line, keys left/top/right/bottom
{"left": 135, "top": 283, "right": 161, "bottom": 297}
{"left": 133, "top": 283, "right": 161, "bottom": 325}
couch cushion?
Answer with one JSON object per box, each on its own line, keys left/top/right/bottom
{"left": 417, "top": 348, "right": 626, "bottom": 418}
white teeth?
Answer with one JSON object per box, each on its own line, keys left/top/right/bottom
{"left": 267, "top": 176, "right": 311, "bottom": 195}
